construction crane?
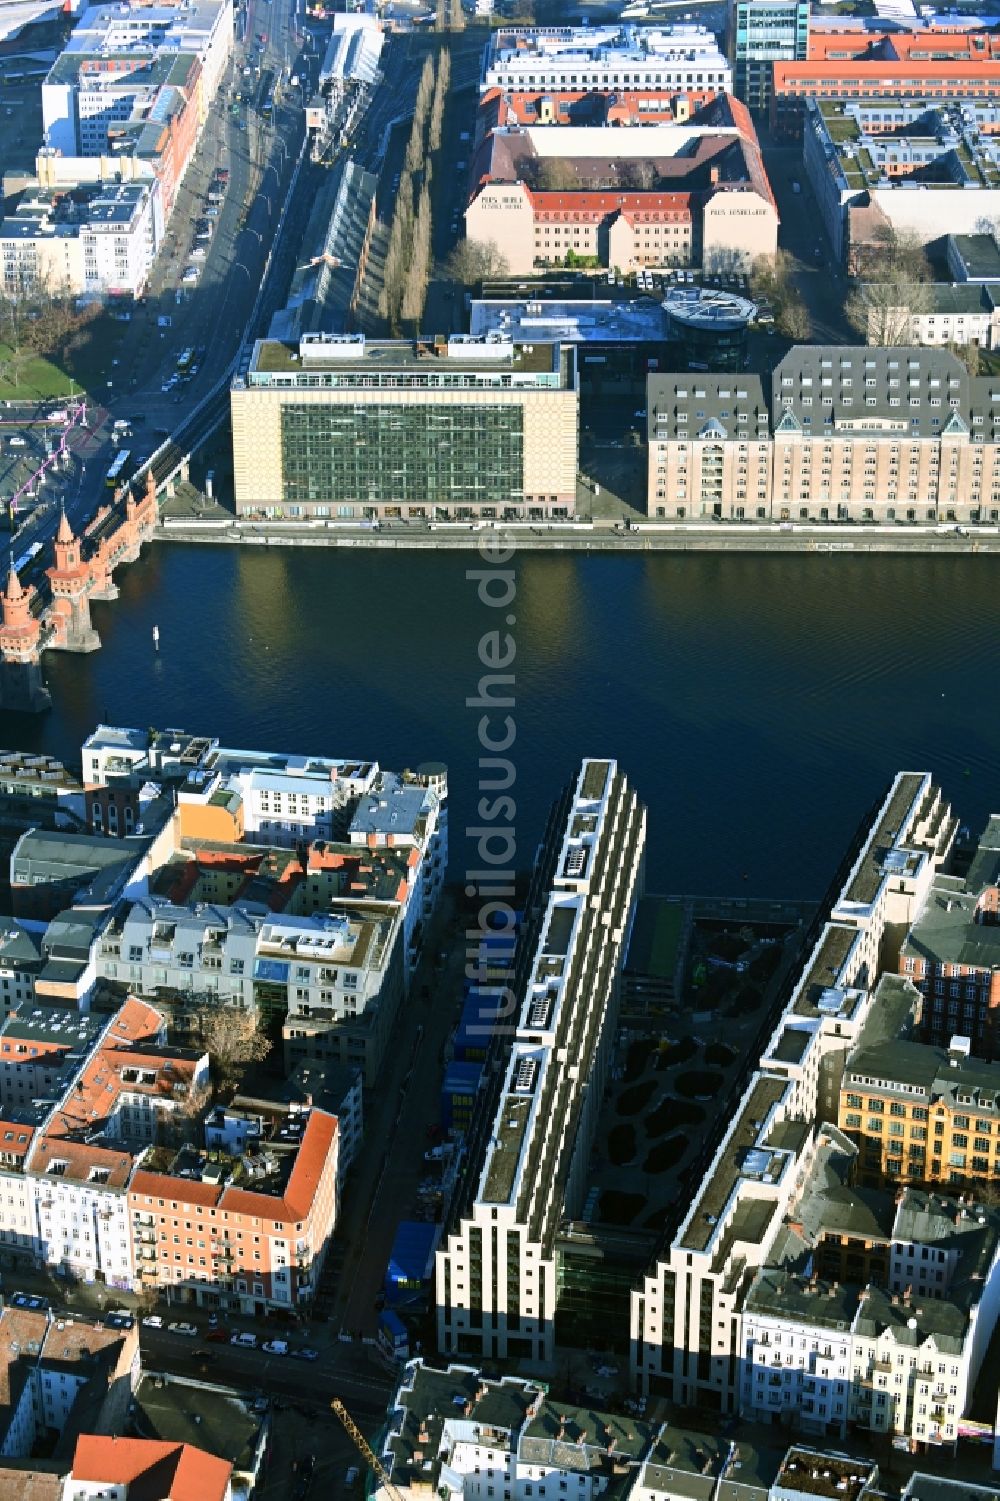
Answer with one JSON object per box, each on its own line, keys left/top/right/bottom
{"left": 331, "top": 1397, "right": 406, "bottom": 1501}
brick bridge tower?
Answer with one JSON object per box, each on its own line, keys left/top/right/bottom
{"left": 47, "top": 510, "right": 100, "bottom": 653}
{"left": 0, "top": 564, "right": 51, "bottom": 714}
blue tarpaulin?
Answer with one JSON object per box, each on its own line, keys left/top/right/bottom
{"left": 384, "top": 1221, "right": 440, "bottom": 1301}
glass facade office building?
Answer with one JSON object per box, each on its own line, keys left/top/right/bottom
{"left": 280, "top": 402, "right": 525, "bottom": 509}
{"left": 231, "top": 336, "right": 579, "bottom": 520}
{"left": 729, "top": 0, "right": 809, "bottom": 111}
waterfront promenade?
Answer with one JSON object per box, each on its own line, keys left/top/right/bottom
{"left": 156, "top": 514, "right": 1000, "bottom": 553}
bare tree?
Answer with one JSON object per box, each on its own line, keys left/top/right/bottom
{"left": 618, "top": 160, "right": 657, "bottom": 191}
{"left": 947, "top": 340, "right": 982, "bottom": 378}
{"left": 381, "top": 171, "right": 416, "bottom": 332}
{"left": 845, "top": 280, "right": 931, "bottom": 346}
{"left": 195, "top": 1006, "right": 272, "bottom": 1087}
{"left": 869, "top": 223, "right": 930, "bottom": 283}
{"left": 402, "top": 181, "right": 433, "bottom": 329}
{"left": 520, "top": 157, "right": 578, "bottom": 193}
{"left": 443, "top": 238, "right": 510, "bottom": 285}
{"left": 415, "top": 54, "right": 434, "bottom": 124}
{"left": 777, "top": 296, "right": 812, "bottom": 342}
{"left": 161, "top": 1079, "right": 212, "bottom": 1148}
{"left": 750, "top": 249, "right": 796, "bottom": 305}
{"left": 845, "top": 224, "right": 932, "bottom": 346}
{"left": 428, "top": 48, "right": 450, "bottom": 153}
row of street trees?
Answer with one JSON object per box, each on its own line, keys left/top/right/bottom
{"left": 380, "top": 49, "right": 451, "bottom": 333}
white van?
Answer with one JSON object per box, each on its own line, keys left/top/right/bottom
{"left": 230, "top": 1331, "right": 258, "bottom": 1348}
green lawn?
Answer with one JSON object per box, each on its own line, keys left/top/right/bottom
{"left": 0, "top": 313, "right": 128, "bottom": 402}
{"left": 0, "top": 345, "right": 79, "bottom": 402}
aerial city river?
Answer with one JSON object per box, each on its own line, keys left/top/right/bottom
{"left": 13, "top": 542, "right": 1000, "bottom": 897}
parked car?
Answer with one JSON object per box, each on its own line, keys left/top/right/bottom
{"left": 205, "top": 1327, "right": 230, "bottom": 1342}
{"left": 105, "top": 1312, "right": 134, "bottom": 1330}
{"left": 142, "top": 1315, "right": 164, "bottom": 1329}
{"left": 231, "top": 1331, "right": 258, "bottom": 1348}
{"left": 167, "top": 1322, "right": 197, "bottom": 1337}
{"left": 11, "top": 1293, "right": 46, "bottom": 1310}
{"left": 262, "top": 1339, "right": 288, "bottom": 1355}
{"left": 290, "top": 1347, "right": 320, "bottom": 1362}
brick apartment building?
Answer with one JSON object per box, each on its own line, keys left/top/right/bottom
{"left": 647, "top": 346, "right": 1000, "bottom": 523}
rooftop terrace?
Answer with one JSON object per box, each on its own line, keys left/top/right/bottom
{"left": 679, "top": 1073, "right": 790, "bottom": 1252}
{"left": 843, "top": 773, "right": 925, "bottom": 905}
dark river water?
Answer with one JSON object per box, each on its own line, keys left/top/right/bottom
{"left": 7, "top": 543, "right": 1000, "bottom": 897}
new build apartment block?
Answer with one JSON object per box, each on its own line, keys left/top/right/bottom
{"left": 436, "top": 759, "right": 646, "bottom": 1362}
{"left": 231, "top": 334, "right": 579, "bottom": 521}
{"left": 42, "top": 0, "right": 232, "bottom": 159}
{"left": 647, "top": 346, "right": 1000, "bottom": 524}
{"left": 81, "top": 725, "right": 445, "bottom": 1077}
{"left": 0, "top": 0, "right": 236, "bottom": 300}
{"left": 631, "top": 772, "right": 958, "bottom": 1410}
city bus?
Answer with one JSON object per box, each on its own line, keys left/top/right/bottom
{"left": 257, "top": 67, "right": 275, "bottom": 121}
{"left": 105, "top": 449, "right": 132, "bottom": 489}
{"left": 176, "top": 348, "right": 195, "bottom": 375}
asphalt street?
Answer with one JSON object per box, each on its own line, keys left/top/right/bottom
{"left": 6, "top": 0, "right": 309, "bottom": 572}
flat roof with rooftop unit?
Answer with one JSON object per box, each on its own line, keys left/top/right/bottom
{"left": 437, "top": 759, "right": 646, "bottom": 1363}
{"left": 243, "top": 335, "right": 575, "bottom": 389}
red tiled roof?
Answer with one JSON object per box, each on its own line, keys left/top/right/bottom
{"left": 105, "top": 996, "right": 164, "bottom": 1047}
{"left": 29, "top": 1135, "right": 134, "bottom": 1188}
{"left": 774, "top": 56, "right": 1000, "bottom": 90}
{"left": 128, "top": 1170, "right": 222, "bottom": 1207}
{"left": 0, "top": 1121, "right": 35, "bottom": 1159}
{"left": 531, "top": 190, "right": 692, "bottom": 219}
{"left": 807, "top": 26, "right": 1000, "bottom": 62}
{"left": 278, "top": 1108, "right": 336, "bottom": 1221}
{"left": 479, "top": 85, "right": 718, "bottom": 128}
{"left": 70, "top": 1435, "right": 232, "bottom": 1501}
{"left": 130, "top": 1110, "right": 337, "bottom": 1225}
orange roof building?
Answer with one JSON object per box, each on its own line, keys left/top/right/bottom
{"left": 772, "top": 33, "right": 1000, "bottom": 133}
{"left": 466, "top": 95, "right": 778, "bottom": 275}
{"left": 68, "top": 1435, "right": 232, "bottom": 1501}
{"left": 128, "top": 1108, "right": 339, "bottom": 1314}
